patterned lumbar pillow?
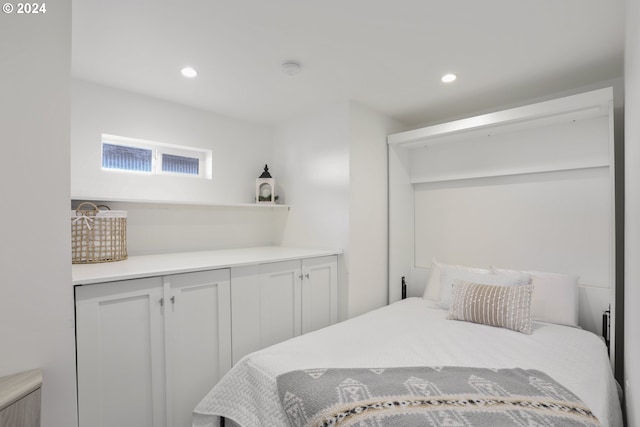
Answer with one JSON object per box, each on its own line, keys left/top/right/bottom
{"left": 448, "top": 280, "right": 533, "bottom": 334}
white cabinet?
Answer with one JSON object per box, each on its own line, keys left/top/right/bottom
{"left": 165, "top": 270, "right": 232, "bottom": 427}
{"left": 76, "top": 277, "right": 165, "bottom": 427}
{"left": 75, "top": 269, "right": 231, "bottom": 427}
{"left": 256, "top": 260, "right": 302, "bottom": 348}
{"left": 301, "top": 256, "right": 339, "bottom": 334}
{"left": 231, "top": 255, "right": 338, "bottom": 363}
{"left": 73, "top": 248, "right": 341, "bottom": 426}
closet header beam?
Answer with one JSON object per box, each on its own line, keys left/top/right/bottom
{"left": 388, "top": 87, "right": 612, "bottom": 149}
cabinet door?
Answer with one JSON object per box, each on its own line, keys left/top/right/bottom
{"left": 230, "top": 257, "right": 338, "bottom": 364}
{"left": 164, "top": 269, "right": 231, "bottom": 427}
{"left": 258, "top": 260, "right": 302, "bottom": 348}
{"left": 75, "top": 277, "right": 165, "bottom": 427}
{"left": 301, "top": 256, "right": 338, "bottom": 334}
{"left": 230, "top": 264, "right": 261, "bottom": 363}
{"left": 231, "top": 261, "right": 302, "bottom": 363}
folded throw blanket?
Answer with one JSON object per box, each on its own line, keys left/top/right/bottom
{"left": 276, "top": 366, "right": 599, "bottom": 427}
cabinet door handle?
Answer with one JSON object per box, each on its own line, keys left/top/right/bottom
{"left": 305, "top": 273, "right": 310, "bottom": 279}
{"left": 170, "top": 296, "right": 175, "bottom": 305}
{"left": 299, "top": 274, "right": 304, "bottom": 280}
{"left": 159, "top": 298, "right": 164, "bottom": 307}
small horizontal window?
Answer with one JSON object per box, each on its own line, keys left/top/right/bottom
{"left": 102, "top": 143, "right": 152, "bottom": 172}
{"left": 101, "top": 134, "right": 212, "bottom": 179}
{"left": 162, "top": 153, "right": 200, "bottom": 175}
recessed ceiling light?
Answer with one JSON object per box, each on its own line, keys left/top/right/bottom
{"left": 441, "top": 73, "right": 457, "bottom": 83}
{"left": 181, "top": 66, "right": 198, "bottom": 78}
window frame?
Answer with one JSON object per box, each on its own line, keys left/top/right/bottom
{"left": 101, "top": 134, "right": 213, "bottom": 179}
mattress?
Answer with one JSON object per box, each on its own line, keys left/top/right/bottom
{"left": 193, "top": 297, "right": 622, "bottom": 427}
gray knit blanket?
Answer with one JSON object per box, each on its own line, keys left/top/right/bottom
{"left": 276, "top": 366, "right": 600, "bottom": 427}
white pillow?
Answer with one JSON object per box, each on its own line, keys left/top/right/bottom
{"left": 423, "top": 259, "right": 488, "bottom": 301}
{"left": 492, "top": 267, "right": 579, "bottom": 327}
{"left": 436, "top": 268, "right": 531, "bottom": 310}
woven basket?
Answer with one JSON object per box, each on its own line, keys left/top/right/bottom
{"left": 71, "top": 202, "right": 128, "bottom": 264}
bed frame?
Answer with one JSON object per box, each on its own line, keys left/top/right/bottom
{"left": 388, "top": 87, "right": 616, "bottom": 365}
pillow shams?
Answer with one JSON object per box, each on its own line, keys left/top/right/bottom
{"left": 492, "top": 267, "right": 579, "bottom": 327}
{"left": 423, "top": 259, "right": 489, "bottom": 301}
{"left": 423, "top": 260, "right": 443, "bottom": 301}
{"left": 436, "top": 268, "right": 531, "bottom": 310}
{"left": 448, "top": 280, "right": 533, "bottom": 334}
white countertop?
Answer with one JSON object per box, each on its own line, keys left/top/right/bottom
{"left": 72, "top": 246, "right": 341, "bottom": 285}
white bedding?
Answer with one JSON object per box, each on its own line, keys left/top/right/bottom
{"left": 193, "top": 297, "right": 622, "bottom": 427}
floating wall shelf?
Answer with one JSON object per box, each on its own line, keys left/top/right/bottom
{"left": 71, "top": 196, "right": 290, "bottom": 210}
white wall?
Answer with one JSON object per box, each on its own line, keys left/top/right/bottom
{"left": 71, "top": 80, "right": 287, "bottom": 255}
{"left": 272, "top": 102, "right": 351, "bottom": 319}
{"left": 272, "top": 101, "right": 405, "bottom": 320}
{"left": 72, "top": 79, "right": 273, "bottom": 205}
{"left": 348, "top": 103, "right": 405, "bottom": 318}
{"left": 625, "top": 0, "right": 640, "bottom": 423}
{"left": 0, "top": 3, "right": 77, "bottom": 427}
{"left": 83, "top": 201, "right": 287, "bottom": 255}
{"left": 410, "top": 116, "right": 612, "bottom": 289}
{"left": 413, "top": 168, "right": 611, "bottom": 335}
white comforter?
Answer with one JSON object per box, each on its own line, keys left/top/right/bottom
{"left": 193, "top": 298, "right": 622, "bottom": 427}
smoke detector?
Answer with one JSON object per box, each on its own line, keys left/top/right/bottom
{"left": 281, "top": 61, "right": 302, "bottom": 76}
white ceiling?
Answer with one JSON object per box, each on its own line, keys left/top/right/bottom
{"left": 72, "top": 0, "right": 625, "bottom": 127}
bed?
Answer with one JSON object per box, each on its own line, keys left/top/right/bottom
{"left": 192, "top": 296, "right": 622, "bottom": 427}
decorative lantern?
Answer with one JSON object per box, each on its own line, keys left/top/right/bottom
{"left": 256, "top": 164, "right": 275, "bottom": 204}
